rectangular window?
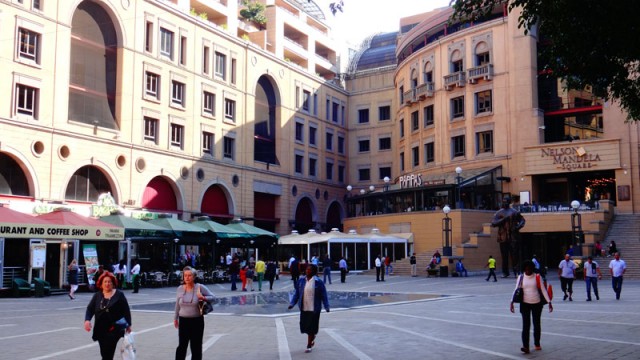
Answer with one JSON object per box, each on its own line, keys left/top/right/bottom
{"left": 15, "top": 84, "right": 38, "bottom": 118}
{"left": 477, "top": 130, "right": 493, "bottom": 154}
{"left": 203, "top": 91, "right": 215, "bottom": 116}
{"left": 309, "top": 157, "right": 317, "bottom": 177}
{"left": 358, "top": 168, "right": 371, "bottom": 182}
{"left": 358, "top": 139, "right": 370, "bottom": 153}
{"left": 143, "top": 116, "right": 158, "bottom": 142}
{"left": 476, "top": 52, "right": 490, "bottom": 66}
{"left": 171, "top": 81, "right": 185, "bottom": 107}
{"left": 379, "top": 105, "right": 391, "bottom": 121}
{"left": 411, "top": 111, "right": 419, "bottom": 131}
{"left": 18, "top": 28, "right": 40, "bottom": 63}
{"left": 425, "top": 142, "right": 435, "bottom": 164}
{"left": 179, "top": 35, "right": 187, "bottom": 65}
{"left": 452, "top": 59, "right": 463, "bottom": 73}
{"left": 423, "top": 105, "right": 434, "bottom": 127}
{"left": 309, "top": 126, "right": 317, "bottom": 146}
{"left": 379, "top": 167, "right": 391, "bottom": 180}
{"left": 326, "top": 98, "right": 330, "bottom": 121}
{"left": 215, "top": 52, "right": 226, "bottom": 80}
{"left": 203, "top": 45, "right": 210, "bottom": 75}
{"left": 326, "top": 132, "right": 333, "bottom": 151}
{"left": 303, "top": 90, "right": 311, "bottom": 111}
{"left": 295, "top": 122, "right": 304, "bottom": 142}
{"left": 223, "top": 136, "right": 235, "bottom": 160}
{"left": 224, "top": 98, "right": 236, "bottom": 121}
{"left": 313, "top": 93, "right": 318, "bottom": 116}
{"left": 358, "top": 109, "right": 369, "bottom": 124}
{"left": 145, "top": 21, "right": 153, "bottom": 52}
{"left": 451, "top": 96, "right": 465, "bottom": 119}
{"left": 202, "top": 131, "right": 214, "bottom": 155}
{"left": 170, "top": 123, "right": 184, "bottom": 149}
{"left": 412, "top": 146, "right": 419, "bottom": 167}
{"left": 160, "top": 27, "right": 174, "bottom": 60}
{"left": 399, "top": 85, "right": 404, "bottom": 104}
{"left": 338, "top": 164, "right": 345, "bottom": 183}
{"left": 326, "top": 161, "right": 334, "bottom": 181}
{"left": 337, "top": 135, "right": 345, "bottom": 154}
{"left": 231, "top": 58, "right": 237, "bottom": 85}
{"left": 452, "top": 135, "right": 465, "bottom": 158}
{"left": 476, "top": 90, "right": 492, "bottom": 114}
{"left": 399, "top": 119, "right": 405, "bottom": 138}
{"left": 424, "top": 70, "right": 433, "bottom": 83}
{"left": 400, "top": 152, "right": 405, "bottom": 172}
{"left": 295, "top": 154, "right": 304, "bottom": 174}
{"left": 332, "top": 101, "right": 339, "bottom": 123}
{"left": 33, "top": 0, "right": 41, "bottom": 10}
{"left": 379, "top": 137, "right": 391, "bottom": 150}
{"left": 145, "top": 72, "right": 160, "bottom": 99}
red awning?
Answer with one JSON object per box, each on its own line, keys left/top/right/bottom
{"left": 37, "top": 209, "right": 121, "bottom": 228}
{"left": 0, "top": 205, "right": 52, "bottom": 225}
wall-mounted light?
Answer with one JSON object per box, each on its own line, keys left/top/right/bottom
{"left": 360, "top": 189, "right": 365, "bottom": 195}
{"left": 369, "top": 185, "right": 375, "bottom": 192}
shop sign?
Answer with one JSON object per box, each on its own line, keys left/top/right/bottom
{"left": 0, "top": 224, "right": 124, "bottom": 240}
{"left": 399, "top": 174, "right": 423, "bottom": 188}
{"left": 541, "top": 146, "right": 601, "bottom": 171}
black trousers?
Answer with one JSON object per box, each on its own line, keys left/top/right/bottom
{"left": 176, "top": 316, "right": 205, "bottom": 360}
{"left": 97, "top": 331, "right": 121, "bottom": 360}
{"left": 520, "top": 302, "right": 543, "bottom": 348}
{"left": 376, "top": 266, "right": 381, "bottom": 281}
{"left": 560, "top": 277, "right": 574, "bottom": 295}
{"left": 340, "top": 268, "right": 347, "bottom": 283}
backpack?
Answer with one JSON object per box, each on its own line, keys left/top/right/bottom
{"left": 536, "top": 274, "right": 553, "bottom": 305}
{"left": 245, "top": 268, "right": 254, "bottom": 278}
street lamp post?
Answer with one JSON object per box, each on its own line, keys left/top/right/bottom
{"left": 455, "top": 166, "right": 463, "bottom": 209}
{"left": 383, "top": 176, "right": 390, "bottom": 213}
{"left": 346, "top": 185, "right": 353, "bottom": 217}
{"left": 173, "top": 238, "right": 180, "bottom": 269}
{"left": 442, "top": 205, "right": 452, "bottom": 256}
{"left": 571, "top": 200, "right": 583, "bottom": 256}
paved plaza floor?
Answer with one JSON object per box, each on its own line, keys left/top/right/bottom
{"left": 1, "top": 272, "right": 639, "bottom": 359}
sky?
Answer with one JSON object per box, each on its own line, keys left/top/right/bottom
{"left": 321, "top": 0, "right": 453, "bottom": 46}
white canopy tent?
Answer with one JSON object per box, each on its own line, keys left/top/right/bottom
{"left": 279, "top": 229, "right": 413, "bottom": 271}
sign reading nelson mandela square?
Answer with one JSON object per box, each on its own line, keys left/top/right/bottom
{"left": 541, "top": 146, "right": 601, "bottom": 171}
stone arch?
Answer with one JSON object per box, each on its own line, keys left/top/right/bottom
{"left": 293, "top": 195, "right": 318, "bottom": 233}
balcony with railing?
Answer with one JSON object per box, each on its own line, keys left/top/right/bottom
{"left": 403, "top": 88, "right": 417, "bottom": 104}
{"left": 444, "top": 71, "right": 466, "bottom": 90}
{"left": 468, "top": 63, "right": 494, "bottom": 83}
{"left": 415, "top": 82, "right": 435, "bottom": 99}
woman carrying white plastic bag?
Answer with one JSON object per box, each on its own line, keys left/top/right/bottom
{"left": 121, "top": 332, "right": 136, "bottom": 360}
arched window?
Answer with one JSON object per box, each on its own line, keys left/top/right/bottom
{"left": 69, "top": 2, "right": 119, "bottom": 129}
{"left": 254, "top": 76, "right": 278, "bottom": 164}
{"left": 0, "top": 154, "right": 29, "bottom": 196}
{"left": 65, "top": 166, "right": 113, "bottom": 202}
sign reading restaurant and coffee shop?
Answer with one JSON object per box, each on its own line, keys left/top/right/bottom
{"left": 0, "top": 224, "right": 124, "bottom": 240}
{"left": 524, "top": 139, "right": 621, "bottom": 175}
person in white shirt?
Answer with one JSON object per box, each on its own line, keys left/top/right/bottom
{"left": 114, "top": 259, "right": 127, "bottom": 290}
{"left": 584, "top": 256, "right": 602, "bottom": 301}
{"left": 608, "top": 252, "right": 627, "bottom": 300}
{"left": 557, "top": 254, "right": 576, "bottom": 301}
{"left": 375, "top": 255, "right": 383, "bottom": 282}
{"left": 130, "top": 259, "right": 141, "bottom": 293}
{"left": 510, "top": 260, "right": 553, "bottom": 354}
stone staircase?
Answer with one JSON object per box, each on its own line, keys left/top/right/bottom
{"left": 602, "top": 214, "right": 640, "bottom": 279}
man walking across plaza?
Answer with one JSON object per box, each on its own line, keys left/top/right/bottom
{"left": 410, "top": 253, "right": 417, "bottom": 277}
{"left": 584, "top": 256, "right": 602, "bottom": 301}
{"left": 485, "top": 255, "right": 497, "bottom": 282}
{"left": 255, "top": 257, "right": 266, "bottom": 291}
{"left": 375, "top": 254, "right": 383, "bottom": 282}
{"left": 609, "top": 252, "right": 627, "bottom": 300}
{"left": 558, "top": 254, "right": 576, "bottom": 301}
{"left": 322, "top": 254, "right": 332, "bottom": 284}
{"left": 339, "top": 256, "right": 348, "bottom": 283}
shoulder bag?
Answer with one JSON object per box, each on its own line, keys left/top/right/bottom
{"left": 198, "top": 284, "right": 214, "bottom": 316}
{"left": 512, "top": 275, "right": 524, "bottom": 303}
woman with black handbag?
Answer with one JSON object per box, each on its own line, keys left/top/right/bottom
{"left": 84, "top": 271, "right": 132, "bottom": 360}
{"left": 174, "top": 266, "right": 215, "bottom": 360}
{"left": 510, "top": 260, "right": 553, "bottom": 354}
